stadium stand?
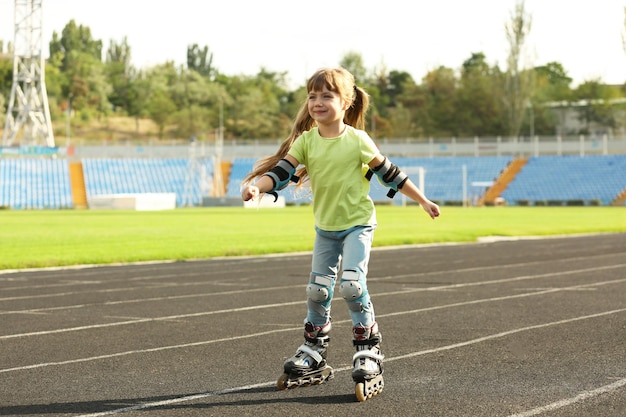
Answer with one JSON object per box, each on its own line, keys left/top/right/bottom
{"left": 225, "top": 158, "right": 257, "bottom": 198}
{"left": 81, "top": 158, "right": 213, "bottom": 207}
{"left": 0, "top": 158, "right": 73, "bottom": 209}
{"left": 1, "top": 154, "right": 624, "bottom": 209}
{"left": 500, "top": 154, "right": 626, "bottom": 206}
{"left": 368, "top": 156, "right": 513, "bottom": 205}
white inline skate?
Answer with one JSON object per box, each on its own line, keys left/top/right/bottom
{"left": 277, "top": 321, "right": 334, "bottom": 390}
{"left": 352, "top": 322, "right": 384, "bottom": 401}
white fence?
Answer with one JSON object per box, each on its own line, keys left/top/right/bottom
{"left": 3, "top": 135, "right": 625, "bottom": 160}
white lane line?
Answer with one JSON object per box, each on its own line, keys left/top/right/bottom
{"left": 380, "top": 278, "right": 626, "bottom": 319}
{"left": 2, "top": 279, "right": 624, "bottom": 373}
{"left": 0, "top": 327, "right": 297, "bottom": 373}
{"left": 1, "top": 264, "right": 624, "bottom": 338}
{"left": 375, "top": 265, "right": 625, "bottom": 298}
{"left": 2, "top": 251, "right": 621, "bottom": 300}
{"left": 506, "top": 378, "right": 626, "bottom": 417}
{"left": 0, "top": 283, "right": 304, "bottom": 308}
{"left": 74, "top": 307, "right": 626, "bottom": 417}
{"left": 7, "top": 257, "right": 626, "bottom": 308}
{"left": 0, "top": 301, "right": 303, "bottom": 340}
{"left": 386, "top": 308, "right": 626, "bottom": 362}
{"left": 76, "top": 381, "right": 276, "bottom": 417}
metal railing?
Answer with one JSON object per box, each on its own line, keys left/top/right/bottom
{"left": 1, "top": 135, "right": 625, "bottom": 159}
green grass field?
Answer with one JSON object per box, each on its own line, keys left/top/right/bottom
{"left": 0, "top": 206, "right": 624, "bottom": 270}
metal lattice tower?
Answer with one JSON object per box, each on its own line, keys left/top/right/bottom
{"left": 2, "top": 0, "right": 55, "bottom": 147}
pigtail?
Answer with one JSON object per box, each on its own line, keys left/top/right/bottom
{"left": 345, "top": 86, "right": 370, "bottom": 130}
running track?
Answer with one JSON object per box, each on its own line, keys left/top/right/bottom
{"left": 1, "top": 233, "right": 625, "bottom": 416}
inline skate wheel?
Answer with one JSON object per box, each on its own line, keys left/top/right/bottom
{"left": 355, "top": 382, "right": 367, "bottom": 402}
{"left": 277, "top": 374, "right": 289, "bottom": 390}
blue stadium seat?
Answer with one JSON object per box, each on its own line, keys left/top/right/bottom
{"left": 368, "top": 156, "right": 512, "bottom": 204}
{"left": 82, "top": 158, "right": 214, "bottom": 207}
{"left": 501, "top": 155, "right": 626, "bottom": 205}
{"left": 226, "top": 158, "right": 256, "bottom": 198}
{"left": 1, "top": 155, "right": 623, "bottom": 209}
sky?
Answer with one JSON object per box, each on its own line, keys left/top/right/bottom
{"left": 1, "top": 0, "right": 625, "bottom": 89}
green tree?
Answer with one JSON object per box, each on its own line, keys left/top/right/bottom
{"left": 384, "top": 70, "right": 414, "bottom": 109}
{"left": 147, "top": 89, "right": 176, "bottom": 139}
{"left": 504, "top": 0, "right": 534, "bottom": 138}
{"left": 280, "top": 85, "right": 309, "bottom": 135}
{"left": 1, "top": 42, "right": 13, "bottom": 129}
{"left": 170, "top": 67, "right": 219, "bottom": 138}
{"left": 43, "top": 61, "right": 65, "bottom": 120}
{"left": 456, "top": 53, "right": 506, "bottom": 136}
{"left": 49, "top": 20, "right": 102, "bottom": 71}
{"left": 421, "top": 66, "right": 459, "bottom": 137}
{"left": 529, "top": 62, "right": 572, "bottom": 135}
{"left": 0, "top": 89, "right": 5, "bottom": 129}
{"left": 141, "top": 62, "right": 179, "bottom": 138}
{"left": 124, "top": 71, "right": 151, "bottom": 130}
{"left": 0, "top": 53, "right": 12, "bottom": 102}
{"left": 533, "top": 62, "right": 572, "bottom": 102}
{"left": 367, "top": 65, "right": 396, "bottom": 138}
{"left": 384, "top": 73, "right": 421, "bottom": 138}
{"left": 187, "top": 44, "right": 215, "bottom": 79}
{"left": 105, "top": 37, "right": 134, "bottom": 111}
{"left": 213, "top": 70, "right": 289, "bottom": 140}
{"left": 573, "top": 79, "right": 622, "bottom": 134}
{"left": 49, "top": 20, "right": 109, "bottom": 118}
{"left": 8, "top": 16, "right": 616, "bottom": 141}
{"left": 230, "top": 70, "right": 290, "bottom": 139}
{"left": 340, "top": 52, "right": 368, "bottom": 84}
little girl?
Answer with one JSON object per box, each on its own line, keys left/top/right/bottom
{"left": 242, "top": 67, "right": 440, "bottom": 401}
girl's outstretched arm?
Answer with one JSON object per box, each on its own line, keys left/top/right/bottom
{"left": 242, "top": 155, "right": 299, "bottom": 201}
{"left": 397, "top": 179, "right": 441, "bottom": 219}
{"left": 368, "top": 154, "right": 440, "bottom": 220}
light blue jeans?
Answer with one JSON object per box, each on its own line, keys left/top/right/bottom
{"left": 306, "top": 225, "right": 376, "bottom": 328}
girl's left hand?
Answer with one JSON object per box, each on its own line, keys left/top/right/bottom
{"left": 242, "top": 185, "right": 260, "bottom": 201}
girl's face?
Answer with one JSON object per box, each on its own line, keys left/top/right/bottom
{"left": 307, "top": 86, "right": 348, "bottom": 126}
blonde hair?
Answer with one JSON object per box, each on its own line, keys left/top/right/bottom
{"left": 243, "top": 67, "right": 370, "bottom": 186}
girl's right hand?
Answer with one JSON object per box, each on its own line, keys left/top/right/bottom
{"left": 242, "top": 185, "right": 260, "bottom": 201}
{"left": 422, "top": 200, "right": 441, "bottom": 219}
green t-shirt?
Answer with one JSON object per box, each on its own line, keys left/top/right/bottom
{"left": 288, "top": 125, "right": 379, "bottom": 231}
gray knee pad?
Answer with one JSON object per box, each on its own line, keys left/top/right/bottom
{"left": 339, "top": 270, "right": 363, "bottom": 301}
{"left": 306, "top": 274, "right": 333, "bottom": 302}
